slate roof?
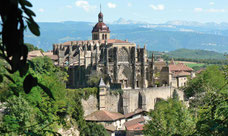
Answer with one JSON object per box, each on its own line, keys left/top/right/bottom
{"left": 85, "top": 110, "right": 124, "bottom": 122}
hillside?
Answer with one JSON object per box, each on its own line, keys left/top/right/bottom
{"left": 20, "top": 21, "right": 228, "bottom": 53}
{"left": 166, "top": 49, "right": 227, "bottom": 60}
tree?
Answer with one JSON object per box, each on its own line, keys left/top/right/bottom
{"left": 82, "top": 122, "right": 109, "bottom": 136}
{"left": 185, "top": 65, "right": 228, "bottom": 136}
{"left": 172, "top": 89, "right": 179, "bottom": 100}
{"left": 0, "top": 0, "right": 54, "bottom": 100}
{"left": 25, "top": 43, "right": 39, "bottom": 52}
{"left": 144, "top": 98, "right": 196, "bottom": 136}
{"left": 184, "top": 65, "right": 226, "bottom": 99}
{"left": 0, "top": 56, "right": 69, "bottom": 135}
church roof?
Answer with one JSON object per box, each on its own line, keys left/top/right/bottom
{"left": 61, "top": 39, "right": 131, "bottom": 46}
{"left": 85, "top": 110, "right": 124, "bottom": 121}
{"left": 92, "top": 22, "right": 110, "bottom": 33}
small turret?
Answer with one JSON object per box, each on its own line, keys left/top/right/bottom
{"left": 99, "top": 78, "right": 107, "bottom": 110}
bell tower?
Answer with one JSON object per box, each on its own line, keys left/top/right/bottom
{"left": 92, "top": 5, "right": 110, "bottom": 40}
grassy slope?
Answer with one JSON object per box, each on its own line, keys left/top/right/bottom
{"left": 166, "top": 48, "right": 226, "bottom": 60}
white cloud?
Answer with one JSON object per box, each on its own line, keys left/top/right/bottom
{"left": 149, "top": 4, "right": 165, "bottom": 11}
{"left": 127, "top": 3, "right": 132, "bottom": 7}
{"left": 207, "top": 8, "right": 225, "bottom": 13}
{"left": 209, "top": 2, "right": 215, "bottom": 5}
{"left": 38, "top": 8, "right": 44, "bottom": 12}
{"left": 107, "top": 2, "right": 116, "bottom": 8}
{"left": 66, "top": 5, "right": 73, "bottom": 9}
{"left": 194, "top": 7, "right": 225, "bottom": 13}
{"left": 75, "top": 0, "right": 96, "bottom": 12}
{"left": 194, "top": 8, "right": 203, "bottom": 12}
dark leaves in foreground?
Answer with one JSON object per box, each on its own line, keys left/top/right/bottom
{"left": 23, "top": 74, "right": 37, "bottom": 94}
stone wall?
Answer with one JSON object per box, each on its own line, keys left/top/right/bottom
{"left": 81, "top": 87, "right": 185, "bottom": 116}
{"left": 105, "top": 94, "right": 120, "bottom": 113}
{"left": 81, "top": 95, "right": 98, "bottom": 116}
{"left": 122, "top": 87, "right": 184, "bottom": 113}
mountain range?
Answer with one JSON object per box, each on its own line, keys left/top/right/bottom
{"left": 16, "top": 19, "right": 228, "bottom": 53}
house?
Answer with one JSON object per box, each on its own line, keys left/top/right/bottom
{"left": 85, "top": 110, "right": 125, "bottom": 136}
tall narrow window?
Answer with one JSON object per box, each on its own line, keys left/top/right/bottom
{"left": 105, "top": 34, "right": 107, "bottom": 39}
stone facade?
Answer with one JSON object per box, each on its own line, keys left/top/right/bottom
{"left": 53, "top": 12, "right": 155, "bottom": 89}
{"left": 82, "top": 86, "right": 184, "bottom": 115}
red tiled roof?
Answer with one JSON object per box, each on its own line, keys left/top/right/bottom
{"left": 62, "top": 39, "right": 131, "bottom": 46}
{"left": 92, "top": 22, "right": 110, "bottom": 33}
{"left": 105, "top": 124, "right": 116, "bottom": 132}
{"left": 169, "top": 63, "right": 193, "bottom": 72}
{"left": 127, "top": 123, "right": 144, "bottom": 131}
{"left": 85, "top": 110, "right": 124, "bottom": 121}
{"left": 124, "top": 109, "right": 145, "bottom": 118}
{"left": 173, "top": 71, "right": 191, "bottom": 77}
{"left": 124, "top": 117, "right": 145, "bottom": 128}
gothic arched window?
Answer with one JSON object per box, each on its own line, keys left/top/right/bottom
{"left": 118, "top": 48, "right": 129, "bottom": 62}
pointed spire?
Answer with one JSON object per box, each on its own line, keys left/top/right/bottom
{"left": 100, "top": 4, "right": 101, "bottom": 12}
{"left": 99, "top": 78, "right": 106, "bottom": 87}
{"left": 170, "top": 58, "right": 175, "bottom": 65}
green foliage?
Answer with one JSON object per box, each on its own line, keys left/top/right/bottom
{"left": 110, "top": 89, "right": 123, "bottom": 96}
{"left": 195, "top": 90, "right": 228, "bottom": 136}
{"left": 0, "top": 0, "right": 53, "bottom": 100}
{"left": 184, "top": 65, "right": 226, "bottom": 99}
{"left": 82, "top": 122, "right": 109, "bottom": 136}
{"left": 185, "top": 65, "right": 228, "bottom": 135}
{"left": 65, "top": 88, "right": 108, "bottom": 136}
{"left": 144, "top": 98, "right": 196, "bottom": 136}
{"left": 25, "top": 43, "right": 39, "bottom": 52}
{"left": 87, "top": 73, "right": 101, "bottom": 87}
{"left": 0, "top": 56, "right": 68, "bottom": 135}
{"left": 166, "top": 48, "right": 227, "bottom": 60}
{"left": 172, "top": 89, "right": 179, "bottom": 100}
{"left": 87, "top": 73, "right": 110, "bottom": 87}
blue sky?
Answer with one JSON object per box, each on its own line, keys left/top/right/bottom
{"left": 30, "top": 0, "right": 228, "bottom": 23}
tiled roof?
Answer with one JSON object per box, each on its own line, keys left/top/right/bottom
{"left": 28, "top": 50, "right": 43, "bottom": 60}
{"left": 124, "top": 109, "right": 145, "bottom": 118}
{"left": 169, "top": 63, "right": 193, "bottom": 72}
{"left": 127, "top": 123, "right": 144, "bottom": 131}
{"left": 85, "top": 110, "right": 124, "bottom": 121}
{"left": 124, "top": 117, "right": 145, "bottom": 130}
{"left": 61, "top": 39, "right": 131, "bottom": 46}
{"left": 28, "top": 50, "right": 58, "bottom": 60}
{"left": 105, "top": 124, "right": 116, "bottom": 132}
{"left": 173, "top": 71, "right": 191, "bottom": 77}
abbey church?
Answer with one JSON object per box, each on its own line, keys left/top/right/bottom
{"left": 53, "top": 11, "right": 156, "bottom": 89}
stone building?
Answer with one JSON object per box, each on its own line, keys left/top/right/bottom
{"left": 53, "top": 11, "right": 155, "bottom": 89}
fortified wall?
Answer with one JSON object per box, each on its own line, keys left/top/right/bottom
{"left": 82, "top": 86, "right": 184, "bottom": 116}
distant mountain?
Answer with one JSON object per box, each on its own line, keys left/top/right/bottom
{"left": 111, "top": 18, "right": 148, "bottom": 24}
{"left": 165, "top": 49, "right": 227, "bottom": 60}
{"left": 18, "top": 21, "right": 228, "bottom": 52}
